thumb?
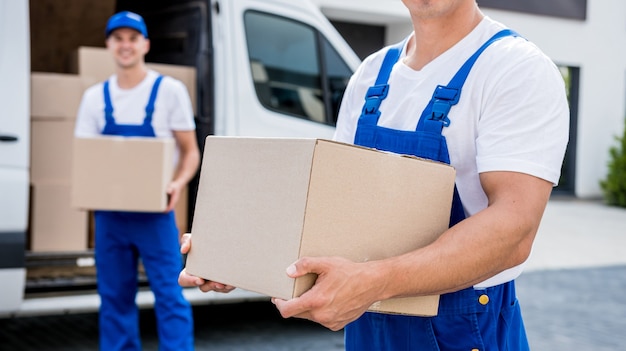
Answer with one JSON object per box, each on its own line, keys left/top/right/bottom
{"left": 286, "top": 263, "right": 299, "bottom": 278}
{"left": 286, "top": 257, "right": 322, "bottom": 278}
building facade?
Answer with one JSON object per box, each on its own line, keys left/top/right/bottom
{"left": 311, "top": 0, "right": 625, "bottom": 199}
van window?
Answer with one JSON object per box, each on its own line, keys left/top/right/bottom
{"left": 244, "top": 11, "right": 352, "bottom": 126}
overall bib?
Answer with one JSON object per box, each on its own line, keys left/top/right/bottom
{"left": 95, "top": 76, "right": 194, "bottom": 351}
{"left": 344, "top": 31, "right": 529, "bottom": 351}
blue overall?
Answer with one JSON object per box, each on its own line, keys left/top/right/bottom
{"left": 95, "top": 76, "right": 194, "bottom": 351}
{"left": 344, "top": 30, "right": 530, "bottom": 351}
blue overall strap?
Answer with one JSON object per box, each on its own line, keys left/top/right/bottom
{"left": 144, "top": 75, "right": 164, "bottom": 125}
{"left": 418, "top": 29, "right": 519, "bottom": 133}
{"left": 360, "top": 40, "right": 406, "bottom": 123}
{"left": 103, "top": 80, "right": 115, "bottom": 123}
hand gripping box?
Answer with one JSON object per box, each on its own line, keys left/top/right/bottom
{"left": 185, "top": 137, "right": 455, "bottom": 316}
{"left": 71, "top": 136, "right": 175, "bottom": 212}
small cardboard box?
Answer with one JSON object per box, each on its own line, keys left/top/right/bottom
{"left": 71, "top": 136, "right": 175, "bottom": 212}
{"left": 30, "top": 183, "right": 88, "bottom": 252}
{"left": 31, "top": 73, "right": 94, "bottom": 119}
{"left": 69, "top": 47, "right": 197, "bottom": 114}
{"left": 185, "top": 137, "right": 456, "bottom": 316}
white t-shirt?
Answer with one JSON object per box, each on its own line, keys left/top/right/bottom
{"left": 75, "top": 69, "right": 195, "bottom": 138}
{"left": 333, "top": 17, "right": 569, "bottom": 288}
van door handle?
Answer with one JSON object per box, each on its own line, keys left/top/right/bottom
{"left": 0, "top": 134, "right": 19, "bottom": 142}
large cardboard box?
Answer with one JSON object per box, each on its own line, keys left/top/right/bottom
{"left": 31, "top": 119, "right": 76, "bottom": 184}
{"left": 186, "top": 137, "right": 456, "bottom": 316}
{"left": 31, "top": 73, "right": 94, "bottom": 119}
{"left": 69, "top": 47, "right": 197, "bottom": 114}
{"left": 30, "top": 183, "right": 88, "bottom": 252}
{"left": 71, "top": 136, "right": 175, "bottom": 212}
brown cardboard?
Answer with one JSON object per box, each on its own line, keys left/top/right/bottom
{"left": 71, "top": 136, "right": 175, "bottom": 212}
{"left": 30, "top": 73, "right": 95, "bottom": 119}
{"left": 186, "top": 137, "right": 456, "bottom": 316}
{"left": 30, "top": 119, "right": 76, "bottom": 184}
{"left": 69, "top": 47, "right": 197, "bottom": 114}
{"left": 68, "top": 46, "right": 115, "bottom": 81}
{"left": 30, "top": 183, "right": 88, "bottom": 252}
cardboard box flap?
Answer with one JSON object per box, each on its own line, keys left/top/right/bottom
{"left": 187, "top": 137, "right": 318, "bottom": 299}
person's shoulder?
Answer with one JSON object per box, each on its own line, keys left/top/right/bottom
{"left": 81, "top": 79, "right": 107, "bottom": 100}
{"left": 482, "top": 17, "right": 550, "bottom": 61}
{"left": 151, "top": 72, "right": 188, "bottom": 94}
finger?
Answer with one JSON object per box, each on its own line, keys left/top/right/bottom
{"left": 180, "top": 233, "right": 191, "bottom": 254}
{"left": 199, "top": 281, "right": 236, "bottom": 293}
{"left": 165, "top": 192, "right": 178, "bottom": 212}
{"left": 178, "top": 269, "right": 204, "bottom": 287}
{"left": 271, "top": 294, "right": 315, "bottom": 320}
{"left": 286, "top": 257, "right": 327, "bottom": 278}
{"left": 272, "top": 297, "right": 303, "bottom": 319}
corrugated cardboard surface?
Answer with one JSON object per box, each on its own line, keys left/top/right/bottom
{"left": 186, "top": 137, "right": 455, "bottom": 316}
{"left": 31, "top": 73, "right": 94, "bottom": 119}
{"left": 296, "top": 140, "right": 451, "bottom": 315}
{"left": 71, "top": 136, "right": 175, "bottom": 212}
{"left": 189, "top": 137, "right": 316, "bottom": 298}
{"left": 31, "top": 119, "right": 76, "bottom": 184}
{"left": 30, "top": 183, "right": 88, "bottom": 252}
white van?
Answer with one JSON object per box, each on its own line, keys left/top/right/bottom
{"left": 0, "top": 0, "right": 360, "bottom": 316}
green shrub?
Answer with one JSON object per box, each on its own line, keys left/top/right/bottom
{"left": 600, "top": 124, "right": 626, "bottom": 207}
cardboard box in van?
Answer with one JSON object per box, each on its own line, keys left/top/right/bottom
{"left": 30, "top": 119, "right": 76, "bottom": 184}
{"left": 71, "top": 136, "right": 175, "bottom": 212}
{"left": 185, "top": 137, "right": 456, "bottom": 316}
{"left": 30, "top": 182, "right": 88, "bottom": 252}
{"left": 30, "top": 73, "right": 94, "bottom": 120}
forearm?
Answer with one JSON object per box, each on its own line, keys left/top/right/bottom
{"left": 172, "top": 148, "right": 200, "bottom": 186}
{"left": 171, "top": 130, "right": 200, "bottom": 186}
{"left": 373, "top": 172, "right": 552, "bottom": 299}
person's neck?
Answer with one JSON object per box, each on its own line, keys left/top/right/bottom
{"left": 116, "top": 64, "right": 148, "bottom": 90}
{"left": 404, "top": 5, "right": 484, "bottom": 71}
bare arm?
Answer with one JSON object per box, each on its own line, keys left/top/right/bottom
{"left": 273, "top": 171, "right": 553, "bottom": 330}
{"left": 165, "top": 130, "right": 200, "bottom": 212}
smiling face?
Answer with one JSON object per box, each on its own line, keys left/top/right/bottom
{"left": 105, "top": 27, "right": 150, "bottom": 70}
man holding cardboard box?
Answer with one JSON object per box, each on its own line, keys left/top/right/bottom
{"left": 75, "top": 11, "right": 198, "bottom": 351}
{"left": 180, "top": 0, "right": 569, "bottom": 350}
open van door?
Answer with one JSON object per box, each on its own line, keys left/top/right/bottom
{"left": 0, "top": 0, "right": 29, "bottom": 314}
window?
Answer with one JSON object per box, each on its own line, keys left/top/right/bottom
{"left": 244, "top": 11, "right": 352, "bottom": 125}
{"left": 554, "top": 65, "right": 579, "bottom": 195}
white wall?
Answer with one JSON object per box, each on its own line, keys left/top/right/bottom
{"left": 313, "top": 0, "right": 626, "bottom": 198}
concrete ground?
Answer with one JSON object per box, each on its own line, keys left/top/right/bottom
{"left": 517, "top": 198, "right": 626, "bottom": 350}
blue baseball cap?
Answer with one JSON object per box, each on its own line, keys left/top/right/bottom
{"left": 105, "top": 11, "right": 148, "bottom": 38}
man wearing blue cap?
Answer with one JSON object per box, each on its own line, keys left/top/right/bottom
{"left": 180, "top": 0, "right": 569, "bottom": 350}
{"left": 75, "top": 11, "right": 198, "bottom": 351}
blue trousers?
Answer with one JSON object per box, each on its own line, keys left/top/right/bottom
{"left": 95, "top": 211, "right": 194, "bottom": 351}
{"left": 345, "top": 281, "right": 529, "bottom": 350}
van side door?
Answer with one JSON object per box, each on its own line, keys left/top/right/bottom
{"left": 214, "top": 0, "right": 360, "bottom": 138}
{"left": 0, "top": 0, "right": 29, "bottom": 313}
